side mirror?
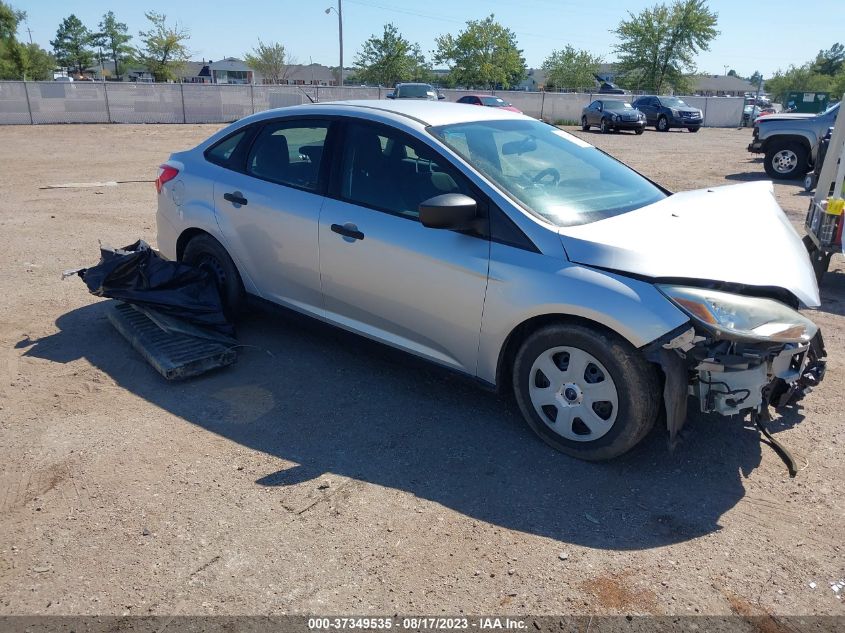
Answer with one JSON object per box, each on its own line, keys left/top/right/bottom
{"left": 419, "top": 194, "right": 477, "bottom": 230}
{"left": 386, "top": 92, "right": 395, "bottom": 99}
{"left": 437, "top": 93, "right": 446, "bottom": 100}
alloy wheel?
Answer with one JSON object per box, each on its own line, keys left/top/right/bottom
{"left": 771, "top": 149, "right": 798, "bottom": 175}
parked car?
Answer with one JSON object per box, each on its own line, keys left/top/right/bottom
{"left": 742, "top": 104, "right": 761, "bottom": 127}
{"left": 156, "top": 100, "right": 824, "bottom": 461}
{"left": 748, "top": 102, "right": 840, "bottom": 179}
{"left": 631, "top": 95, "right": 703, "bottom": 132}
{"left": 386, "top": 83, "right": 444, "bottom": 100}
{"left": 581, "top": 99, "right": 646, "bottom": 134}
{"left": 456, "top": 94, "right": 522, "bottom": 114}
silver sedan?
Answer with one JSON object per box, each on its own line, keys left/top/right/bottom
{"left": 156, "top": 100, "right": 824, "bottom": 460}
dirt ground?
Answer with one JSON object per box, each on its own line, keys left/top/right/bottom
{"left": 0, "top": 123, "right": 843, "bottom": 618}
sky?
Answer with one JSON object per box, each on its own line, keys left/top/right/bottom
{"left": 13, "top": 0, "right": 841, "bottom": 78}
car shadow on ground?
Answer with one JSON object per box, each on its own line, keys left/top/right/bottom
{"left": 723, "top": 170, "right": 808, "bottom": 189}
{"left": 20, "top": 300, "right": 798, "bottom": 551}
{"left": 817, "top": 270, "right": 845, "bottom": 317}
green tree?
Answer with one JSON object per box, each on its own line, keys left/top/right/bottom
{"left": 541, "top": 45, "right": 602, "bottom": 90}
{"left": 612, "top": 0, "right": 719, "bottom": 94}
{"left": 93, "top": 11, "right": 132, "bottom": 80}
{"left": 812, "top": 43, "right": 844, "bottom": 77}
{"left": 245, "top": 39, "right": 293, "bottom": 84}
{"left": 22, "top": 42, "right": 56, "bottom": 79}
{"left": 137, "top": 12, "right": 190, "bottom": 82}
{"left": 0, "top": 1, "right": 24, "bottom": 40}
{"left": 51, "top": 14, "right": 94, "bottom": 74}
{"left": 433, "top": 15, "right": 526, "bottom": 89}
{"left": 765, "top": 64, "right": 835, "bottom": 102}
{"left": 354, "top": 23, "right": 430, "bottom": 86}
{"left": 748, "top": 70, "right": 762, "bottom": 85}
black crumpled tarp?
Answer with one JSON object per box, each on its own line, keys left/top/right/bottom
{"left": 73, "top": 240, "right": 235, "bottom": 338}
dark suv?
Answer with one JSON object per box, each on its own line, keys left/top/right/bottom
{"left": 386, "top": 83, "right": 445, "bottom": 100}
{"left": 632, "top": 95, "right": 703, "bottom": 132}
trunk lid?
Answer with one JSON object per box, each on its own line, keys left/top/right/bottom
{"left": 557, "top": 181, "right": 820, "bottom": 307}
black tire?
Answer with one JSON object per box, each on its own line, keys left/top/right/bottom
{"left": 581, "top": 116, "right": 590, "bottom": 131}
{"left": 181, "top": 233, "right": 245, "bottom": 316}
{"left": 512, "top": 323, "right": 661, "bottom": 461}
{"left": 687, "top": 127, "right": 700, "bottom": 133}
{"left": 656, "top": 115, "right": 669, "bottom": 132}
{"left": 803, "top": 173, "right": 816, "bottom": 192}
{"left": 635, "top": 128, "right": 644, "bottom": 135}
{"left": 764, "top": 141, "right": 810, "bottom": 180}
{"left": 600, "top": 118, "right": 610, "bottom": 134}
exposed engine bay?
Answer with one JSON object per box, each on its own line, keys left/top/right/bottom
{"left": 648, "top": 323, "right": 827, "bottom": 474}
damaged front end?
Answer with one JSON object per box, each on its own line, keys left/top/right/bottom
{"left": 645, "top": 285, "right": 826, "bottom": 463}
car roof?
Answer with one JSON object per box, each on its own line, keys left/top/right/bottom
{"left": 247, "top": 99, "right": 526, "bottom": 128}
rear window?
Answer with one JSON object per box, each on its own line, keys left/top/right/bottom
{"left": 205, "top": 129, "right": 247, "bottom": 167}
{"left": 398, "top": 84, "right": 435, "bottom": 98}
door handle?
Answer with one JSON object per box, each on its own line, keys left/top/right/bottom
{"left": 223, "top": 191, "right": 248, "bottom": 206}
{"left": 331, "top": 223, "right": 365, "bottom": 241}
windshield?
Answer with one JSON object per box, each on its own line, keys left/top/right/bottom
{"left": 819, "top": 102, "right": 840, "bottom": 116}
{"left": 398, "top": 84, "right": 435, "bottom": 98}
{"left": 429, "top": 119, "right": 666, "bottom": 227}
{"left": 603, "top": 101, "right": 633, "bottom": 110}
{"left": 481, "top": 96, "right": 509, "bottom": 107}
{"left": 661, "top": 97, "right": 688, "bottom": 108}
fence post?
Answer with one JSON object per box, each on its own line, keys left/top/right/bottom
{"left": 22, "top": 80, "right": 33, "bottom": 125}
{"left": 103, "top": 81, "right": 112, "bottom": 123}
{"left": 540, "top": 90, "right": 545, "bottom": 122}
{"left": 251, "top": 83, "right": 255, "bottom": 114}
{"left": 180, "top": 82, "right": 187, "bottom": 123}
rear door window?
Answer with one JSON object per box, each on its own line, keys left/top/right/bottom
{"left": 246, "top": 120, "right": 329, "bottom": 192}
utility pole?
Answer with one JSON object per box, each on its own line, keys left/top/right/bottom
{"left": 26, "top": 26, "right": 33, "bottom": 44}
{"left": 325, "top": 1, "right": 344, "bottom": 86}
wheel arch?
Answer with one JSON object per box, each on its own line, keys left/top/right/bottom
{"left": 176, "top": 227, "right": 212, "bottom": 261}
{"left": 494, "top": 313, "right": 636, "bottom": 395}
{"left": 763, "top": 133, "right": 813, "bottom": 154}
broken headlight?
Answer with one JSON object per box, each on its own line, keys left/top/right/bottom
{"left": 657, "top": 285, "right": 818, "bottom": 343}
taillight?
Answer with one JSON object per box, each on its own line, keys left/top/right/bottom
{"left": 155, "top": 164, "right": 179, "bottom": 194}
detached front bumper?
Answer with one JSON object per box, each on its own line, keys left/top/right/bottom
{"left": 648, "top": 325, "right": 826, "bottom": 442}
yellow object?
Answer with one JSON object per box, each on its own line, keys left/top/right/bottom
{"left": 827, "top": 198, "right": 845, "bottom": 216}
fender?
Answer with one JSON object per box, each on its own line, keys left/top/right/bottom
{"left": 477, "top": 242, "right": 690, "bottom": 385}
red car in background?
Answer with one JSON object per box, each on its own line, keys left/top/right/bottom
{"left": 456, "top": 94, "right": 522, "bottom": 114}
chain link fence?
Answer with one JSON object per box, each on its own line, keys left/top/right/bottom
{"left": 0, "top": 81, "right": 745, "bottom": 127}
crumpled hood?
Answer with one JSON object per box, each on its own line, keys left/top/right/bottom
{"left": 558, "top": 181, "right": 820, "bottom": 307}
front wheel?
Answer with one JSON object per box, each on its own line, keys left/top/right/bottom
{"left": 688, "top": 127, "right": 700, "bottom": 133}
{"left": 764, "top": 142, "right": 810, "bottom": 179}
{"left": 512, "top": 323, "right": 662, "bottom": 461}
{"left": 581, "top": 116, "right": 590, "bottom": 131}
{"left": 656, "top": 115, "right": 669, "bottom": 132}
{"left": 635, "top": 128, "right": 644, "bottom": 135}
{"left": 600, "top": 118, "right": 610, "bottom": 134}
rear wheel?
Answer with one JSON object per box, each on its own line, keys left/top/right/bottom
{"left": 581, "top": 116, "right": 590, "bottom": 131}
{"left": 512, "top": 323, "right": 661, "bottom": 461}
{"left": 656, "top": 115, "right": 669, "bottom": 132}
{"left": 181, "top": 234, "right": 245, "bottom": 317}
{"left": 764, "top": 141, "right": 809, "bottom": 179}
